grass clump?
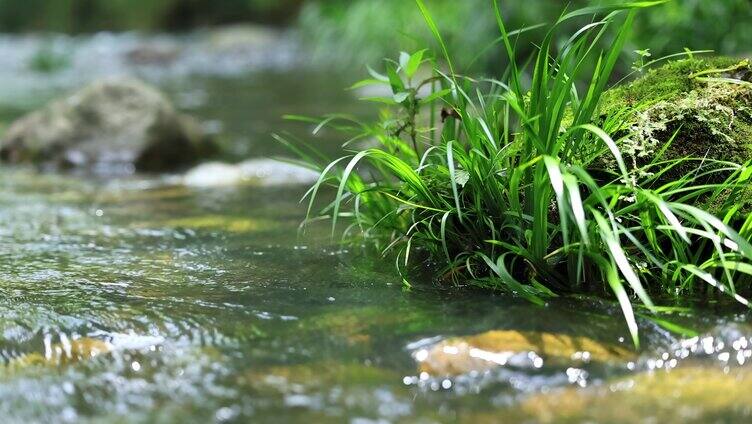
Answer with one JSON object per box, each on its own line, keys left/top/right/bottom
{"left": 287, "top": 0, "right": 752, "bottom": 346}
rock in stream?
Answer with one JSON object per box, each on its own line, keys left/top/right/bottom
{"left": 0, "top": 77, "right": 217, "bottom": 172}
{"left": 413, "top": 330, "right": 634, "bottom": 376}
{"left": 182, "top": 159, "right": 319, "bottom": 187}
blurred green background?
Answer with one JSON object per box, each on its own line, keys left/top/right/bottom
{"left": 0, "top": 0, "right": 749, "bottom": 73}
{"left": 299, "top": 0, "right": 752, "bottom": 73}
{"left": 0, "top": 0, "right": 752, "bottom": 68}
{"left": 0, "top": 0, "right": 302, "bottom": 31}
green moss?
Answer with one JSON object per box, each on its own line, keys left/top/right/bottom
{"left": 598, "top": 57, "right": 752, "bottom": 177}
{"left": 602, "top": 57, "right": 744, "bottom": 109}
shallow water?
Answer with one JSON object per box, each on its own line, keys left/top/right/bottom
{"left": 0, "top": 32, "right": 751, "bottom": 424}
{"left": 1, "top": 167, "right": 750, "bottom": 423}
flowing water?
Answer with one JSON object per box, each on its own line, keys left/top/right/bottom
{"left": 0, "top": 31, "right": 751, "bottom": 423}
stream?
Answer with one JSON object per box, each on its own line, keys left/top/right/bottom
{"left": 0, "top": 30, "right": 750, "bottom": 423}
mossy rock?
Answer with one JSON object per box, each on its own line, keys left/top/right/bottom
{"left": 9, "top": 337, "right": 112, "bottom": 368}
{"left": 302, "top": 306, "right": 430, "bottom": 346}
{"left": 598, "top": 57, "right": 752, "bottom": 177}
{"left": 414, "top": 330, "right": 634, "bottom": 376}
{"left": 148, "top": 215, "right": 278, "bottom": 233}
{"left": 102, "top": 186, "right": 193, "bottom": 203}
{"left": 515, "top": 365, "right": 752, "bottom": 423}
{"left": 240, "top": 361, "right": 399, "bottom": 395}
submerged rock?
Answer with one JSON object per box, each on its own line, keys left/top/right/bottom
{"left": 182, "top": 159, "right": 319, "bottom": 187}
{"left": 4, "top": 332, "right": 164, "bottom": 370}
{"left": 599, "top": 57, "right": 752, "bottom": 174}
{"left": 303, "top": 306, "right": 430, "bottom": 347}
{"left": 459, "top": 326, "right": 752, "bottom": 423}
{"left": 11, "top": 337, "right": 112, "bottom": 368}
{"left": 241, "top": 361, "right": 397, "bottom": 394}
{"left": 515, "top": 366, "right": 752, "bottom": 423}
{"left": 159, "top": 215, "right": 278, "bottom": 233}
{"left": 0, "top": 77, "right": 217, "bottom": 172}
{"left": 414, "top": 330, "right": 633, "bottom": 376}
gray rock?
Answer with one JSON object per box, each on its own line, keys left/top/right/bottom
{"left": 125, "top": 44, "right": 181, "bottom": 66}
{"left": 183, "top": 159, "right": 319, "bottom": 188}
{"left": 0, "top": 77, "right": 216, "bottom": 172}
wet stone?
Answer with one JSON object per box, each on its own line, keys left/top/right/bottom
{"left": 0, "top": 78, "right": 217, "bottom": 172}
{"left": 182, "top": 159, "right": 319, "bottom": 188}
{"left": 414, "top": 330, "right": 634, "bottom": 376}
{"left": 9, "top": 337, "right": 112, "bottom": 368}
{"left": 514, "top": 365, "right": 752, "bottom": 424}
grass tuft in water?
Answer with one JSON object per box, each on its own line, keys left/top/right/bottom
{"left": 285, "top": 0, "right": 752, "bottom": 346}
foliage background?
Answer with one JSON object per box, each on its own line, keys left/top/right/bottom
{"left": 0, "top": 0, "right": 749, "bottom": 69}
{"left": 298, "top": 0, "right": 752, "bottom": 73}
{"left": 0, "top": 0, "right": 301, "bottom": 31}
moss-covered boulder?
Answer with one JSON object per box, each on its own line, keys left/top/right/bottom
{"left": 599, "top": 57, "right": 752, "bottom": 176}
